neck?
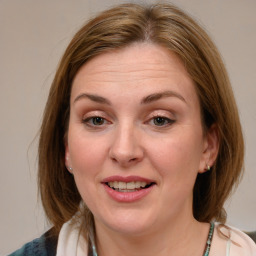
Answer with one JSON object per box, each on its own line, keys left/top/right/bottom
{"left": 94, "top": 216, "right": 210, "bottom": 256}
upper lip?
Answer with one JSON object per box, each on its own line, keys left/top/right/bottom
{"left": 102, "top": 175, "right": 155, "bottom": 184}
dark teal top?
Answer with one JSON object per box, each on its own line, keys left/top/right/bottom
{"left": 8, "top": 229, "right": 57, "bottom": 256}
{"left": 8, "top": 227, "right": 256, "bottom": 256}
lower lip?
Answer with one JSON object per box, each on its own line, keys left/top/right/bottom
{"left": 103, "top": 184, "right": 155, "bottom": 202}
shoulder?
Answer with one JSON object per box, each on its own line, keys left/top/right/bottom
{"left": 227, "top": 225, "right": 256, "bottom": 255}
{"left": 211, "top": 223, "right": 256, "bottom": 256}
{"left": 8, "top": 229, "right": 58, "bottom": 256}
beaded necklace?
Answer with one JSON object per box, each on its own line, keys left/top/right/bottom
{"left": 90, "top": 222, "right": 215, "bottom": 256}
{"left": 203, "top": 222, "right": 215, "bottom": 256}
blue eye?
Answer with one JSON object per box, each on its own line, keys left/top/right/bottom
{"left": 152, "top": 116, "right": 173, "bottom": 126}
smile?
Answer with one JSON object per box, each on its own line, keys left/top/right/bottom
{"left": 106, "top": 181, "right": 154, "bottom": 192}
{"left": 102, "top": 176, "right": 156, "bottom": 202}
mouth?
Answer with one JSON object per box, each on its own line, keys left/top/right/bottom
{"left": 102, "top": 176, "right": 156, "bottom": 202}
{"left": 105, "top": 181, "right": 155, "bottom": 192}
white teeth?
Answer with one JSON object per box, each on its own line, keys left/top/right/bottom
{"left": 121, "top": 189, "right": 137, "bottom": 192}
{"left": 114, "top": 181, "right": 118, "bottom": 188}
{"left": 127, "top": 181, "right": 135, "bottom": 189}
{"left": 135, "top": 181, "right": 141, "bottom": 188}
{"left": 140, "top": 181, "right": 147, "bottom": 188}
{"left": 119, "top": 181, "right": 126, "bottom": 189}
{"left": 107, "top": 181, "right": 149, "bottom": 190}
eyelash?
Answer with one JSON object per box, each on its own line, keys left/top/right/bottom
{"left": 82, "top": 115, "right": 175, "bottom": 128}
{"left": 82, "top": 116, "right": 110, "bottom": 127}
{"left": 147, "top": 116, "right": 175, "bottom": 127}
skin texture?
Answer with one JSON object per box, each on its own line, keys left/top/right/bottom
{"left": 65, "top": 43, "right": 219, "bottom": 256}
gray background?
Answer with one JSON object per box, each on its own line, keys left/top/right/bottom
{"left": 1, "top": 0, "right": 255, "bottom": 255}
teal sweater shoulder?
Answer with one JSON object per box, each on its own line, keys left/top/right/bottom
{"left": 8, "top": 229, "right": 57, "bottom": 256}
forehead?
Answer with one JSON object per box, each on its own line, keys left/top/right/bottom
{"left": 71, "top": 43, "right": 198, "bottom": 106}
{"left": 74, "top": 43, "right": 189, "bottom": 80}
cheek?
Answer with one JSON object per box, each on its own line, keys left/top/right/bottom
{"left": 68, "top": 132, "right": 108, "bottom": 177}
{"left": 68, "top": 134, "right": 108, "bottom": 208}
{"left": 147, "top": 129, "right": 203, "bottom": 179}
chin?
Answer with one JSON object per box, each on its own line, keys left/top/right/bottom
{"left": 95, "top": 208, "right": 157, "bottom": 236}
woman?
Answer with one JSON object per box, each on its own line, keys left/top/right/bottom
{"left": 10, "top": 3, "right": 256, "bottom": 256}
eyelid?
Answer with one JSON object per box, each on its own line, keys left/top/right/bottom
{"left": 84, "top": 116, "right": 107, "bottom": 124}
{"left": 145, "top": 110, "right": 176, "bottom": 128}
{"left": 82, "top": 110, "right": 109, "bottom": 120}
{"left": 148, "top": 116, "right": 175, "bottom": 126}
{"left": 146, "top": 109, "right": 176, "bottom": 120}
{"left": 81, "top": 110, "right": 112, "bottom": 127}
{"left": 82, "top": 116, "right": 112, "bottom": 129}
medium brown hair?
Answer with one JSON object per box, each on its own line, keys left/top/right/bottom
{"left": 38, "top": 3, "right": 244, "bottom": 234}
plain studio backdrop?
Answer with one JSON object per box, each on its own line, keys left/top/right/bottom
{"left": 0, "top": 0, "right": 255, "bottom": 255}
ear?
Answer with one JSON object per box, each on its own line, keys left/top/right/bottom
{"left": 65, "top": 143, "right": 72, "bottom": 173}
{"left": 198, "top": 124, "right": 219, "bottom": 173}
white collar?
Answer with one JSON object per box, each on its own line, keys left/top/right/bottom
{"left": 56, "top": 217, "right": 88, "bottom": 256}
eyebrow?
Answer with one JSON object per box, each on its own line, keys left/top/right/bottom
{"left": 73, "top": 90, "right": 186, "bottom": 105}
{"left": 141, "top": 91, "right": 186, "bottom": 104}
{"left": 73, "top": 93, "right": 111, "bottom": 105}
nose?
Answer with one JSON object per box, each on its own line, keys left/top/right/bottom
{"left": 109, "top": 123, "right": 144, "bottom": 168}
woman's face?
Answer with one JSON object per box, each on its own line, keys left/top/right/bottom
{"left": 66, "top": 43, "right": 214, "bottom": 235}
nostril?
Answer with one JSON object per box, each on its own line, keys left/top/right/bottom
{"left": 111, "top": 158, "right": 118, "bottom": 163}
